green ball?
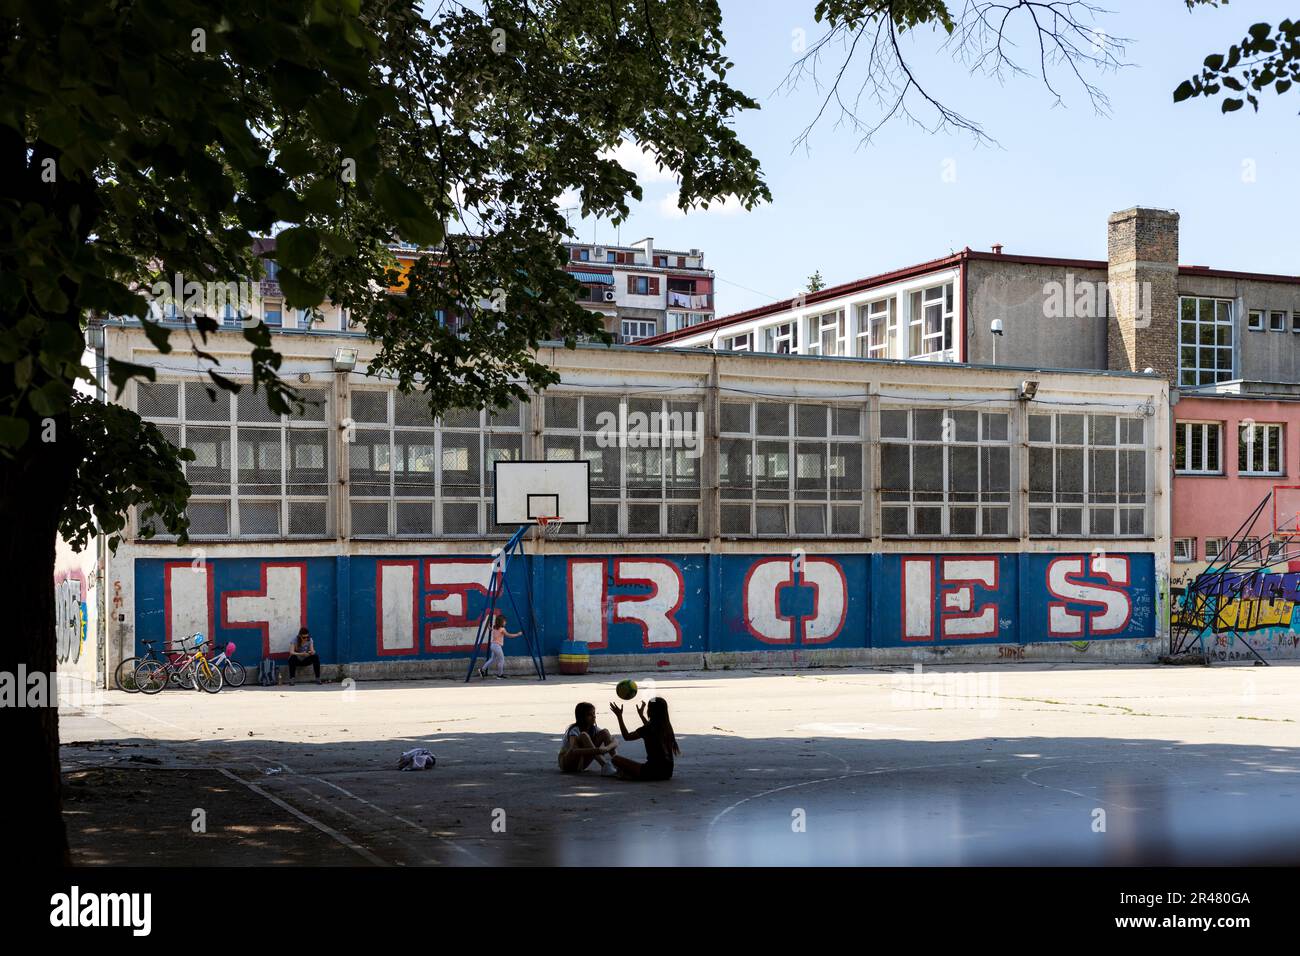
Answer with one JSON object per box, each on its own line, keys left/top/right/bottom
{"left": 616, "top": 678, "right": 638, "bottom": 700}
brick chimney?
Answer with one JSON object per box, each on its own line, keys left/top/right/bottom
{"left": 1107, "top": 207, "right": 1179, "bottom": 379}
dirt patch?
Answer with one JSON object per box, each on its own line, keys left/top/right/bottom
{"left": 63, "top": 768, "right": 372, "bottom": 866}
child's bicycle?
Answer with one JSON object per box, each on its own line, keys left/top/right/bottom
{"left": 137, "top": 633, "right": 224, "bottom": 694}
{"left": 203, "top": 639, "right": 246, "bottom": 688}
{"left": 116, "top": 638, "right": 196, "bottom": 692}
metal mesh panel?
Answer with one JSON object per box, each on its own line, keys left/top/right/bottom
{"left": 833, "top": 406, "right": 862, "bottom": 438}
{"left": 394, "top": 430, "right": 437, "bottom": 497}
{"left": 719, "top": 437, "right": 753, "bottom": 498}
{"left": 439, "top": 405, "right": 480, "bottom": 429}
{"left": 184, "top": 500, "right": 230, "bottom": 537}
{"left": 545, "top": 395, "right": 578, "bottom": 429}
{"left": 796, "top": 404, "right": 827, "bottom": 437}
{"left": 584, "top": 442, "right": 621, "bottom": 499}
{"left": 287, "top": 429, "right": 328, "bottom": 495}
{"left": 439, "top": 430, "right": 481, "bottom": 497}
{"left": 583, "top": 396, "right": 620, "bottom": 431}
{"left": 350, "top": 391, "right": 389, "bottom": 424}
{"left": 755, "top": 403, "right": 790, "bottom": 436}
{"left": 238, "top": 500, "right": 281, "bottom": 536}
{"left": 721, "top": 504, "right": 751, "bottom": 536}
{"left": 350, "top": 500, "right": 389, "bottom": 536}
{"left": 795, "top": 442, "right": 827, "bottom": 498}
{"left": 628, "top": 503, "right": 662, "bottom": 535}
{"left": 138, "top": 382, "right": 179, "bottom": 419}
{"left": 795, "top": 504, "right": 827, "bottom": 535}
{"left": 288, "top": 502, "right": 328, "bottom": 536}
{"left": 586, "top": 502, "right": 619, "bottom": 535}
{"left": 667, "top": 504, "right": 698, "bottom": 536}
{"left": 665, "top": 448, "right": 700, "bottom": 498}
{"left": 237, "top": 388, "right": 282, "bottom": 423}
{"left": 184, "top": 426, "right": 232, "bottom": 494}
{"left": 236, "top": 427, "right": 282, "bottom": 495}
{"left": 488, "top": 400, "right": 521, "bottom": 427}
{"left": 348, "top": 431, "right": 391, "bottom": 497}
{"left": 184, "top": 382, "right": 231, "bottom": 422}
{"left": 832, "top": 505, "right": 861, "bottom": 535}
{"left": 395, "top": 391, "right": 435, "bottom": 426}
{"left": 720, "top": 402, "right": 750, "bottom": 433}
{"left": 755, "top": 504, "right": 789, "bottom": 535}
{"left": 830, "top": 443, "right": 864, "bottom": 500}
{"left": 442, "top": 502, "right": 479, "bottom": 535}
{"left": 396, "top": 502, "right": 434, "bottom": 536}
{"left": 626, "top": 446, "right": 663, "bottom": 498}
{"left": 544, "top": 435, "right": 580, "bottom": 461}
{"left": 155, "top": 424, "right": 181, "bottom": 450}
{"left": 291, "top": 388, "right": 327, "bottom": 422}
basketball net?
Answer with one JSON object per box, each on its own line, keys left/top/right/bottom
{"left": 535, "top": 514, "right": 565, "bottom": 538}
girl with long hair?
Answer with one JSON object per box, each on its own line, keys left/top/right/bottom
{"left": 608, "top": 696, "right": 680, "bottom": 781}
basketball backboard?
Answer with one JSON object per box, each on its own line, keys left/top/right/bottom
{"left": 493, "top": 460, "right": 591, "bottom": 525}
{"left": 1273, "top": 484, "right": 1300, "bottom": 538}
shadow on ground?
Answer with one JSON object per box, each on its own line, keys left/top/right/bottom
{"left": 62, "top": 726, "right": 1300, "bottom": 867}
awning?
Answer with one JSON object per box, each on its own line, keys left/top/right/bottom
{"left": 570, "top": 270, "right": 614, "bottom": 285}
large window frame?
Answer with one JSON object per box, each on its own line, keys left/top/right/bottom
{"left": 719, "top": 401, "right": 865, "bottom": 538}
{"left": 1239, "top": 422, "right": 1283, "bottom": 476}
{"left": 541, "top": 393, "right": 703, "bottom": 538}
{"left": 1178, "top": 297, "right": 1233, "bottom": 387}
{"left": 856, "top": 298, "right": 896, "bottom": 359}
{"left": 1175, "top": 421, "right": 1223, "bottom": 475}
{"left": 135, "top": 380, "right": 331, "bottom": 540}
{"left": 347, "top": 390, "right": 526, "bottom": 538}
{"left": 1028, "top": 411, "right": 1149, "bottom": 538}
{"left": 907, "top": 283, "right": 954, "bottom": 359}
{"left": 880, "top": 406, "right": 1013, "bottom": 538}
{"left": 807, "top": 310, "right": 847, "bottom": 357}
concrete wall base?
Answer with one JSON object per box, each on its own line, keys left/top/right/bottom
{"left": 320, "top": 639, "right": 1161, "bottom": 683}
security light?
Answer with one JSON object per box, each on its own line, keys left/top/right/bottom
{"left": 1019, "top": 380, "right": 1039, "bottom": 401}
{"left": 332, "top": 347, "right": 359, "bottom": 371}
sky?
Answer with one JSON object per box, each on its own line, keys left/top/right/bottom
{"left": 565, "top": 0, "right": 1300, "bottom": 317}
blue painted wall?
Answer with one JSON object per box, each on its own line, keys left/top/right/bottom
{"left": 135, "top": 551, "right": 1158, "bottom": 666}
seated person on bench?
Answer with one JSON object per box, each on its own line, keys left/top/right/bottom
{"left": 287, "top": 627, "right": 321, "bottom": 685}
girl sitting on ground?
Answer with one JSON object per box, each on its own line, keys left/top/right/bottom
{"left": 608, "top": 697, "right": 680, "bottom": 781}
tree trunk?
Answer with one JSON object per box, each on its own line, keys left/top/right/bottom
{"left": 0, "top": 425, "right": 74, "bottom": 865}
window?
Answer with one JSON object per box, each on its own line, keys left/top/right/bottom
{"left": 1175, "top": 421, "right": 1222, "bottom": 474}
{"left": 1173, "top": 538, "right": 1195, "bottom": 563}
{"left": 542, "top": 394, "right": 702, "bottom": 537}
{"left": 719, "top": 401, "right": 864, "bottom": 537}
{"left": 1029, "top": 413, "right": 1148, "bottom": 537}
{"left": 1179, "top": 298, "right": 1233, "bottom": 386}
{"left": 1237, "top": 537, "right": 1261, "bottom": 563}
{"left": 572, "top": 248, "right": 590, "bottom": 261}
{"left": 1293, "top": 312, "right": 1300, "bottom": 333}
{"left": 1239, "top": 422, "right": 1283, "bottom": 476}
{"left": 606, "top": 251, "right": 616, "bottom": 263}
{"left": 1268, "top": 539, "right": 1287, "bottom": 563}
{"left": 627, "top": 275, "right": 657, "bottom": 296}
{"left": 1271, "top": 310, "right": 1288, "bottom": 332}
{"left": 808, "top": 310, "right": 846, "bottom": 356}
{"left": 1204, "top": 537, "right": 1228, "bottom": 562}
{"left": 857, "top": 299, "right": 896, "bottom": 358}
{"left": 136, "top": 381, "right": 330, "bottom": 539}
{"left": 722, "top": 332, "right": 753, "bottom": 352}
{"left": 881, "top": 407, "right": 1012, "bottom": 537}
{"left": 763, "top": 322, "right": 799, "bottom": 354}
{"left": 264, "top": 301, "right": 283, "bottom": 328}
{"left": 908, "top": 283, "right": 954, "bottom": 358}
{"left": 621, "top": 319, "right": 657, "bottom": 342}
{"left": 348, "top": 392, "right": 526, "bottom": 538}
{"left": 654, "top": 255, "right": 668, "bottom": 267}
{"left": 1248, "top": 309, "right": 1264, "bottom": 331}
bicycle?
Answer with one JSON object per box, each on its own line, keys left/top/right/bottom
{"left": 115, "top": 638, "right": 194, "bottom": 692}
{"left": 203, "top": 639, "right": 246, "bottom": 688}
{"left": 137, "top": 634, "right": 214, "bottom": 694}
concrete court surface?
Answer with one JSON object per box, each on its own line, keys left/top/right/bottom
{"left": 59, "top": 662, "right": 1300, "bottom": 866}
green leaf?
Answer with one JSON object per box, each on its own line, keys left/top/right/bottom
{"left": 1173, "top": 80, "right": 1197, "bottom": 102}
{"left": 107, "top": 357, "right": 156, "bottom": 398}
{"left": 0, "top": 416, "right": 31, "bottom": 449}
{"left": 274, "top": 226, "right": 321, "bottom": 270}
{"left": 139, "top": 318, "right": 173, "bottom": 355}
{"left": 1222, "top": 97, "right": 1244, "bottom": 112}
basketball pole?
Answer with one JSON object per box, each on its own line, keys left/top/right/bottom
{"left": 464, "top": 524, "right": 547, "bottom": 682}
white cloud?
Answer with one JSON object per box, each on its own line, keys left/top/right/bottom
{"left": 601, "top": 140, "right": 677, "bottom": 185}
{"left": 656, "top": 189, "right": 749, "bottom": 218}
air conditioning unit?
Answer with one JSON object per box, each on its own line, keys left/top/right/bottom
{"left": 594, "top": 247, "right": 605, "bottom": 260}
{"left": 603, "top": 290, "right": 616, "bottom": 303}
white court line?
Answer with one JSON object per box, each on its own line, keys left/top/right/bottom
{"left": 216, "top": 768, "right": 388, "bottom": 866}
{"left": 1019, "top": 761, "right": 1140, "bottom": 812}
{"left": 708, "top": 759, "right": 972, "bottom": 835}
{"left": 243, "top": 755, "right": 486, "bottom": 866}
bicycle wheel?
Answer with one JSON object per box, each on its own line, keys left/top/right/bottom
{"left": 222, "top": 660, "right": 247, "bottom": 687}
{"left": 114, "top": 657, "right": 142, "bottom": 692}
{"left": 193, "top": 658, "right": 224, "bottom": 694}
{"left": 172, "top": 661, "right": 195, "bottom": 690}
{"left": 136, "top": 660, "right": 168, "bottom": 695}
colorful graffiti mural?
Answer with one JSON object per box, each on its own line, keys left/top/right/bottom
{"left": 1171, "top": 569, "right": 1300, "bottom": 660}
{"left": 134, "top": 552, "right": 1157, "bottom": 667}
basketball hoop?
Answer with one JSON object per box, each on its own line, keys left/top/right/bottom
{"left": 535, "top": 514, "right": 565, "bottom": 538}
